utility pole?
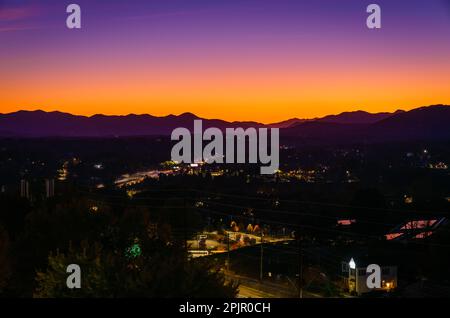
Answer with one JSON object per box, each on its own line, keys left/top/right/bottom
{"left": 298, "top": 234, "right": 303, "bottom": 298}
{"left": 227, "top": 232, "right": 230, "bottom": 271}
{"left": 260, "top": 231, "right": 264, "bottom": 281}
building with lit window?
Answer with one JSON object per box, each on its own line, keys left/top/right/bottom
{"left": 342, "top": 257, "right": 397, "bottom": 296}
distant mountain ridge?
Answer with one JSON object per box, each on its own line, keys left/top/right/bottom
{"left": 315, "top": 109, "right": 404, "bottom": 125}
{"left": 268, "top": 118, "right": 310, "bottom": 128}
{"left": 282, "top": 105, "right": 450, "bottom": 143}
{"left": 0, "top": 110, "right": 263, "bottom": 137}
{"left": 0, "top": 105, "right": 449, "bottom": 142}
{"left": 268, "top": 109, "right": 403, "bottom": 128}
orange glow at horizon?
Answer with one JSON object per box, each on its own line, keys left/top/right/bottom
{"left": 2, "top": 33, "right": 450, "bottom": 123}
{"left": 2, "top": 0, "right": 450, "bottom": 123}
{"left": 2, "top": 61, "right": 449, "bottom": 123}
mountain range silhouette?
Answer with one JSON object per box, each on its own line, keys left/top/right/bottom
{"left": 1, "top": 105, "right": 449, "bottom": 143}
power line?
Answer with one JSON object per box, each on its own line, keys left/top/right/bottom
{"left": 191, "top": 188, "right": 450, "bottom": 216}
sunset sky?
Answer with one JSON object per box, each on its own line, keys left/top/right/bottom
{"left": 1, "top": 0, "right": 450, "bottom": 123}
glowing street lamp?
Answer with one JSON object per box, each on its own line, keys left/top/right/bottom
{"left": 349, "top": 258, "right": 356, "bottom": 270}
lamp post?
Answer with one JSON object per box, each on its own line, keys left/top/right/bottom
{"left": 349, "top": 258, "right": 356, "bottom": 294}
{"left": 349, "top": 258, "right": 356, "bottom": 270}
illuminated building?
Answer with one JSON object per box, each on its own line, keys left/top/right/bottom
{"left": 385, "top": 217, "right": 448, "bottom": 241}
{"left": 342, "top": 258, "right": 397, "bottom": 296}
{"left": 404, "top": 195, "right": 413, "bottom": 204}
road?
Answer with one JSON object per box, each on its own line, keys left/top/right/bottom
{"left": 224, "top": 271, "right": 322, "bottom": 298}
{"left": 237, "top": 285, "right": 277, "bottom": 298}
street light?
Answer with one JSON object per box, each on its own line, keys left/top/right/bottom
{"left": 349, "top": 258, "right": 357, "bottom": 294}
{"left": 349, "top": 258, "right": 356, "bottom": 270}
